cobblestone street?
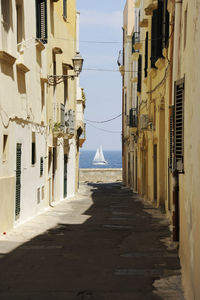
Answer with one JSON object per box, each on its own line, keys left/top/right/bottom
{"left": 0, "top": 182, "right": 184, "bottom": 299}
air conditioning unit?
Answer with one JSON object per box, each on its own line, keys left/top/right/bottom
{"left": 140, "top": 114, "right": 149, "bottom": 130}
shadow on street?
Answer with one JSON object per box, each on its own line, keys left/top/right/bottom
{"left": 0, "top": 182, "right": 184, "bottom": 299}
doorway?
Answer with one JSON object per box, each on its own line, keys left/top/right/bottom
{"left": 153, "top": 144, "right": 157, "bottom": 202}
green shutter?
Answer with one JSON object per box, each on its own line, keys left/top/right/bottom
{"left": 15, "top": 144, "right": 22, "bottom": 217}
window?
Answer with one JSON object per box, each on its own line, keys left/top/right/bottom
{"left": 40, "top": 157, "right": 44, "bottom": 176}
{"left": 1, "top": 0, "right": 10, "bottom": 29}
{"left": 144, "top": 32, "right": 149, "bottom": 78}
{"left": 63, "top": 65, "right": 68, "bottom": 106}
{"left": 162, "top": 0, "right": 169, "bottom": 49}
{"left": 16, "top": 3, "right": 23, "bottom": 45}
{"left": 184, "top": 6, "right": 188, "bottom": 49}
{"left": 174, "top": 78, "right": 184, "bottom": 173}
{"left": 37, "top": 187, "right": 40, "bottom": 204}
{"left": 41, "top": 81, "right": 45, "bottom": 109}
{"left": 137, "top": 55, "right": 142, "bottom": 92}
{"left": 36, "top": 0, "right": 47, "bottom": 44}
{"left": 32, "top": 132, "right": 36, "bottom": 165}
{"left": 63, "top": 0, "right": 67, "bottom": 19}
{"left": 169, "top": 108, "right": 174, "bottom": 170}
{"left": 2, "top": 134, "right": 8, "bottom": 162}
{"left": 151, "top": 0, "right": 169, "bottom": 67}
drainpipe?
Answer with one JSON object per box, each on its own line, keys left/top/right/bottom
{"left": 122, "top": 27, "right": 126, "bottom": 184}
{"left": 172, "top": 0, "right": 182, "bottom": 242}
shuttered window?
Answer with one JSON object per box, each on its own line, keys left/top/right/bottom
{"left": 15, "top": 144, "right": 22, "bottom": 217}
{"left": 163, "top": 0, "right": 169, "bottom": 48}
{"left": 137, "top": 55, "right": 142, "bottom": 92}
{"left": 151, "top": 0, "right": 169, "bottom": 67}
{"left": 36, "top": 0, "right": 47, "bottom": 44}
{"left": 40, "top": 157, "right": 44, "bottom": 177}
{"left": 63, "top": 0, "right": 67, "bottom": 19}
{"left": 169, "top": 108, "right": 174, "bottom": 169}
{"left": 144, "top": 32, "right": 148, "bottom": 78}
{"left": 174, "top": 78, "right": 184, "bottom": 173}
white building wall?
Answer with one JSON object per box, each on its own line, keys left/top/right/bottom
{"left": 0, "top": 0, "right": 47, "bottom": 230}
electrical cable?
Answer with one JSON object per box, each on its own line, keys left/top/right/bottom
{"left": 82, "top": 68, "right": 137, "bottom": 73}
{"left": 87, "top": 122, "right": 121, "bottom": 134}
{"left": 85, "top": 113, "right": 122, "bottom": 123}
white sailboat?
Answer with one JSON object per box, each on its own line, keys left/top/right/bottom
{"left": 93, "top": 145, "right": 108, "bottom": 165}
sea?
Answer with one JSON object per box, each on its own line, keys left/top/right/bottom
{"left": 79, "top": 150, "right": 122, "bottom": 169}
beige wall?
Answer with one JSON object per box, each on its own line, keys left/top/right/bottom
{"left": 177, "top": 1, "right": 200, "bottom": 299}
{"left": 0, "top": 176, "right": 15, "bottom": 232}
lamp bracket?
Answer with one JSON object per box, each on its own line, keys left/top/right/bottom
{"left": 47, "top": 74, "right": 78, "bottom": 86}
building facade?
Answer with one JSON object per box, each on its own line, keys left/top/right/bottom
{"left": 121, "top": 0, "right": 200, "bottom": 299}
{"left": 0, "top": 0, "right": 85, "bottom": 233}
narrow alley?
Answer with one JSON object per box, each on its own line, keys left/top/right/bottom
{"left": 0, "top": 181, "right": 184, "bottom": 300}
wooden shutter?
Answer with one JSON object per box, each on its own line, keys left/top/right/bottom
{"left": 169, "top": 108, "right": 174, "bottom": 169}
{"left": 162, "top": 0, "right": 169, "bottom": 48}
{"left": 15, "top": 144, "right": 22, "bottom": 217}
{"left": 174, "top": 78, "right": 184, "bottom": 173}
{"left": 151, "top": 0, "right": 164, "bottom": 67}
{"left": 144, "top": 32, "right": 148, "bottom": 77}
{"left": 36, "top": 0, "right": 47, "bottom": 44}
{"left": 137, "top": 55, "right": 142, "bottom": 92}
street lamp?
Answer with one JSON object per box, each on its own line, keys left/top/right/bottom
{"left": 47, "top": 52, "right": 84, "bottom": 86}
{"left": 72, "top": 52, "right": 84, "bottom": 75}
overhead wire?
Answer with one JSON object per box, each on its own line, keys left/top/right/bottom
{"left": 85, "top": 113, "right": 122, "bottom": 123}
{"left": 87, "top": 122, "right": 121, "bottom": 134}
{"left": 82, "top": 68, "right": 137, "bottom": 73}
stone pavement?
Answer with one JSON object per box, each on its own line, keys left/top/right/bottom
{"left": 0, "top": 182, "right": 185, "bottom": 299}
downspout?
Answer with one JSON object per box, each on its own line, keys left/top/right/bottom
{"left": 122, "top": 27, "right": 126, "bottom": 183}
{"left": 172, "top": 0, "right": 182, "bottom": 242}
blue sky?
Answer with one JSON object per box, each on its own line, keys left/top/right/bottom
{"left": 77, "top": 0, "right": 125, "bottom": 151}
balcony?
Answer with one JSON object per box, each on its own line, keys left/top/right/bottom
{"left": 145, "top": 0, "right": 158, "bottom": 16}
{"left": 132, "top": 32, "right": 142, "bottom": 52}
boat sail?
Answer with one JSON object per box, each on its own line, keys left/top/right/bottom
{"left": 93, "top": 145, "right": 108, "bottom": 165}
